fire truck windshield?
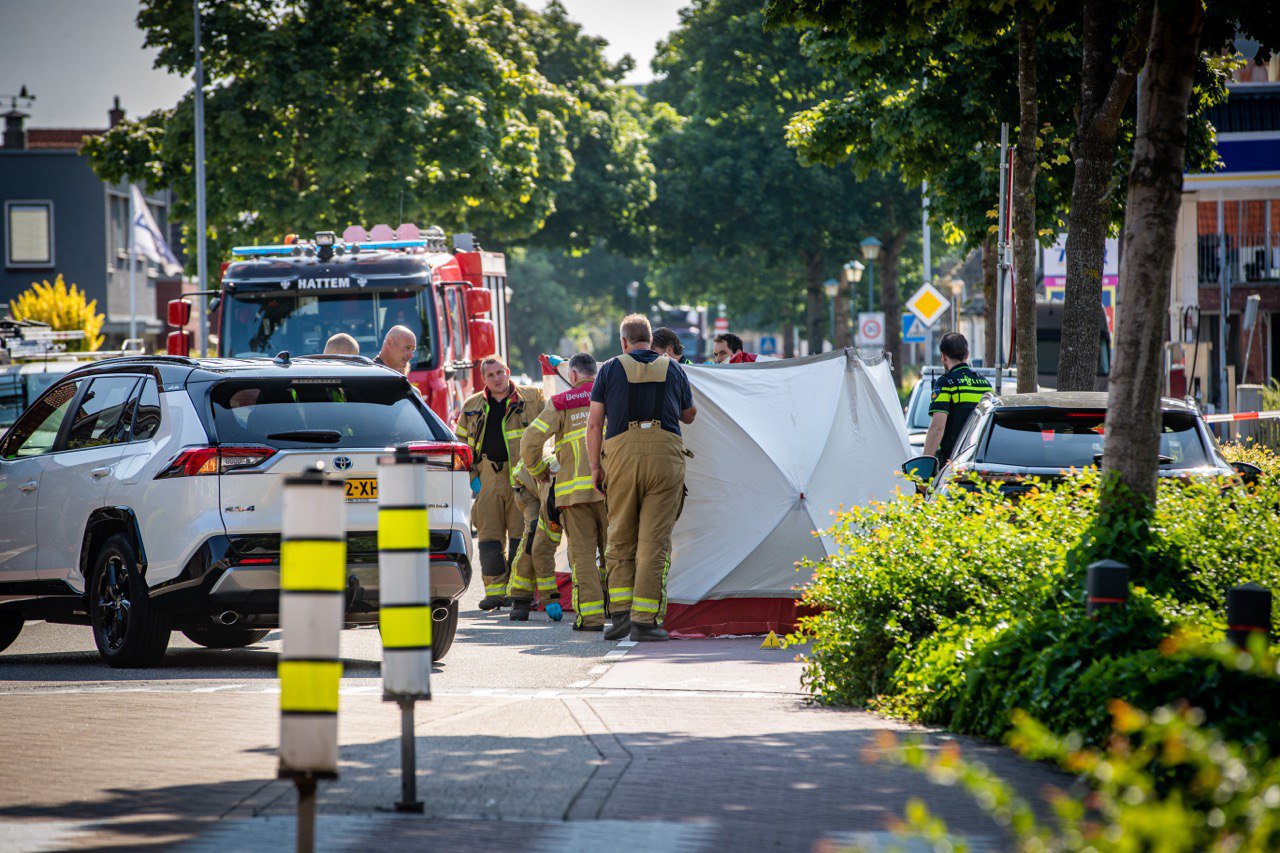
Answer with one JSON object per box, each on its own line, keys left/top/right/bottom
{"left": 221, "top": 291, "right": 434, "bottom": 367}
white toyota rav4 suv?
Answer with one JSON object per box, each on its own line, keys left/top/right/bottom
{"left": 0, "top": 354, "right": 473, "bottom": 667}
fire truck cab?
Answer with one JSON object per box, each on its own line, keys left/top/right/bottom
{"left": 171, "top": 224, "right": 509, "bottom": 426}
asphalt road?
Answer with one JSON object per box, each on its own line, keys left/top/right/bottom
{"left": 0, "top": 577, "right": 1066, "bottom": 852}
{"left": 0, "top": 580, "right": 612, "bottom": 694}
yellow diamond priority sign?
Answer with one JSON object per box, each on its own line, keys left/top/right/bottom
{"left": 906, "top": 282, "right": 950, "bottom": 328}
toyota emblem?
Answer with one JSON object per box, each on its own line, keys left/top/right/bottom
{"left": 333, "top": 456, "right": 353, "bottom": 471}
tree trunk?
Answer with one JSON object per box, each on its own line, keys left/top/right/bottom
{"left": 982, "top": 234, "right": 998, "bottom": 366}
{"left": 781, "top": 301, "right": 796, "bottom": 358}
{"left": 834, "top": 276, "right": 853, "bottom": 349}
{"left": 1101, "top": 1, "right": 1202, "bottom": 509}
{"left": 1012, "top": 12, "right": 1040, "bottom": 393}
{"left": 1059, "top": 0, "right": 1152, "bottom": 391}
{"left": 880, "top": 231, "right": 906, "bottom": 376}
{"left": 804, "top": 250, "right": 826, "bottom": 353}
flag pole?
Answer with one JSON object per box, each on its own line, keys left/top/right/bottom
{"left": 193, "top": 0, "right": 208, "bottom": 357}
{"left": 128, "top": 186, "right": 137, "bottom": 342}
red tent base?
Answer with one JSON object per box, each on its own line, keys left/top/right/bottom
{"left": 554, "top": 572, "right": 806, "bottom": 638}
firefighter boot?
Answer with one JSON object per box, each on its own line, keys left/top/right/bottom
{"left": 604, "top": 611, "right": 631, "bottom": 641}
{"left": 630, "top": 622, "right": 670, "bottom": 642}
{"left": 509, "top": 599, "right": 533, "bottom": 622}
{"left": 478, "top": 540, "right": 508, "bottom": 611}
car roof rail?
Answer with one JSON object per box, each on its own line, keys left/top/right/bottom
{"left": 294, "top": 354, "right": 377, "bottom": 365}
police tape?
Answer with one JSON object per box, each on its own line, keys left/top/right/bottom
{"left": 1203, "top": 409, "right": 1280, "bottom": 424}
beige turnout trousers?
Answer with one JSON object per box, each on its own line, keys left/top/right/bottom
{"left": 561, "top": 500, "right": 608, "bottom": 627}
{"left": 507, "top": 480, "right": 561, "bottom": 604}
{"left": 602, "top": 424, "right": 685, "bottom": 627}
{"left": 474, "top": 461, "right": 526, "bottom": 598}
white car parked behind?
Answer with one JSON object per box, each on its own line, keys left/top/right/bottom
{"left": 0, "top": 353, "right": 473, "bottom": 667}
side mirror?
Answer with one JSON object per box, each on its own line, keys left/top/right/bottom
{"left": 1231, "top": 460, "right": 1262, "bottom": 486}
{"left": 902, "top": 455, "right": 938, "bottom": 489}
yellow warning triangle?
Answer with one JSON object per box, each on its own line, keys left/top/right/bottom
{"left": 760, "top": 631, "right": 783, "bottom": 649}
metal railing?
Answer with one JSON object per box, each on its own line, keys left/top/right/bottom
{"left": 1197, "top": 232, "right": 1280, "bottom": 284}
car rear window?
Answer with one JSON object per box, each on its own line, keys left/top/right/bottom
{"left": 210, "top": 377, "right": 449, "bottom": 448}
{"left": 982, "top": 409, "right": 1211, "bottom": 469}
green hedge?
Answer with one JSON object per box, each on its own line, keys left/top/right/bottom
{"left": 793, "top": 449, "right": 1280, "bottom": 747}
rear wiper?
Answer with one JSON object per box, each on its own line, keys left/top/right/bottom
{"left": 1091, "top": 452, "right": 1175, "bottom": 465}
{"left": 267, "top": 430, "right": 342, "bottom": 444}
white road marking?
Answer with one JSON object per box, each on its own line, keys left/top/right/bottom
{"left": 193, "top": 684, "right": 246, "bottom": 693}
{"left": 0, "top": 684, "right": 794, "bottom": 700}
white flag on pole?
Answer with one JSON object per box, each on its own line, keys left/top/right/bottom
{"left": 130, "top": 184, "right": 183, "bottom": 276}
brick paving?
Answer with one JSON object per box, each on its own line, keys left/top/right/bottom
{"left": 0, "top": 631, "right": 1070, "bottom": 851}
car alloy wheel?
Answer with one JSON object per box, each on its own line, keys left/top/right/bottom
{"left": 96, "top": 555, "right": 132, "bottom": 652}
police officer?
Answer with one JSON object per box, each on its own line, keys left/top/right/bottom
{"left": 456, "top": 356, "right": 545, "bottom": 610}
{"left": 923, "top": 332, "right": 993, "bottom": 465}
{"left": 519, "top": 353, "right": 607, "bottom": 630}
{"left": 587, "top": 315, "right": 696, "bottom": 642}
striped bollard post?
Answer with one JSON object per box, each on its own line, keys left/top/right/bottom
{"left": 378, "top": 446, "right": 432, "bottom": 813}
{"left": 278, "top": 464, "right": 346, "bottom": 852}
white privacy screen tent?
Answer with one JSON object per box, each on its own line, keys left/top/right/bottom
{"left": 549, "top": 349, "right": 911, "bottom": 636}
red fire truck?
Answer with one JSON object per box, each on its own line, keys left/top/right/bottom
{"left": 167, "top": 224, "right": 509, "bottom": 426}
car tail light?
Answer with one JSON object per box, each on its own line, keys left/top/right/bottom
{"left": 156, "top": 445, "right": 276, "bottom": 478}
{"left": 403, "top": 441, "right": 473, "bottom": 471}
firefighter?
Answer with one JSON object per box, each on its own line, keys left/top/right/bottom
{"left": 519, "top": 352, "right": 608, "bottom": 630}
{"left": 456, "top": 356, "right": 545, "bottom": 610}
{"left": 587, "top": 316, "right": 696, "bottom": 642}
{"left": 505, "top": 458, "right": 563, "bottom": 621}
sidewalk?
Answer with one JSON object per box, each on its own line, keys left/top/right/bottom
{"left": 0, "top": 638, "right": 1066, "bottom": 851}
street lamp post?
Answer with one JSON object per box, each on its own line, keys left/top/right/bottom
{"left": 627, "top": 280, "right": 640, "bottom": 315}
{"left": 823, "top": 278, "right": 839, "bottom": 349}
{"left": 859, "top": 237, "right": 882, "bottom": 313}
{"left": 843, "top": 260, "right": 864, "bottom": 314}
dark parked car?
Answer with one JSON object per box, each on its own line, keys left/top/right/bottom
{"left": 901, "top": 392, "right": 1259, "bottom": 497}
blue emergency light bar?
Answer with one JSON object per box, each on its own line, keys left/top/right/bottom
{"left": 230, "top": 239, "right": 437, "bottom": 257}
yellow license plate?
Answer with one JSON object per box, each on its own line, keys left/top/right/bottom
{"left": 344, "top": 477, "right": 378, "bottom": 502}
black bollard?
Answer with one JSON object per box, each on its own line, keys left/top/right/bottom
{"left": 1086, "top": 560, "right": 1129, "bottom": 616}
{"left": 1226, "top": 583, "right": 1272, "bottom": 649}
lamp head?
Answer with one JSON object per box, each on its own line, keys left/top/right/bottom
{"left": 859, "top": 236, "right": 882, "bottom": 262}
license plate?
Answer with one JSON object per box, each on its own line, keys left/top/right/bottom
{"left": 344, "top": 477, "right": 378, "bottom": 502}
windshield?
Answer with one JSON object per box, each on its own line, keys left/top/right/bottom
{"left": 982, "top": 410, "right": 1211, "bottom": 469}
{"left": 221, "top": 291, "right": 434, "bottom": 368}
{"left": 906, "top": 377, "right": 934, "bottom": 429}
{"left": 210, "top": 376, "right": 450, "bottom": 448}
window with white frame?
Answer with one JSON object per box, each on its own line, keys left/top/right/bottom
{"left": 6, "top": 201, "right": 54, "bottom": 267}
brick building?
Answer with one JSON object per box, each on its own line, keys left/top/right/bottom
{"left": 0, "top": 92, "right": 183, "bottom": 345}
{"left": 1170, "top": 48, "right": 1280, "bottom": 406}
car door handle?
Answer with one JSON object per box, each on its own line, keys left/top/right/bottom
{"left": 18, "top": 480, "right": 37, "bottom": 494}
{"left": 90, "top": 467, "right": 112, "bottom": 480}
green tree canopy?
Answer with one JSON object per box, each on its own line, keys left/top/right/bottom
{"left": 85, "top": 0, "right": 580, "bottom": 265}
{"left": 766, "top": 0, "right": 1080, "bottom": 250}
{"left": 506, "top": 1, "right": 660, "bottom": 256}
{"left": 645, "top": 0, "right": 920, "bottom": 351}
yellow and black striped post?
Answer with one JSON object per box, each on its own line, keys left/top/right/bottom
{"left": 278, "top": 464, "right": 346, "bottom": 850}
{"left": 377, "top": 446, "right": 432, "bottom": 813}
